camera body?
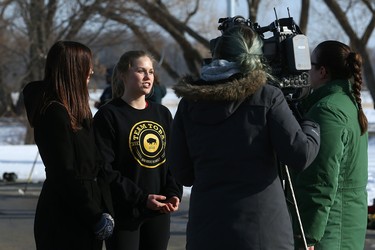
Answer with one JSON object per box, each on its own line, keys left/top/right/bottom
{"left": 214, "top": 14, "right": 312, "bottom": 102}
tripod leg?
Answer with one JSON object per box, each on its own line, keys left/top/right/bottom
{"left": 284, "top": 165, "right": 308, "bottom": 250}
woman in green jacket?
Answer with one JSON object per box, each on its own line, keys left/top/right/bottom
{"left": 293, "top": 40, "right": 368, "bottom": 249}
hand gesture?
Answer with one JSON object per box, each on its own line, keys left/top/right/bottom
{"left": 161, "top": 196, "right": 180, "bottom": 213}
{"left": 146, "top": 194, "right": 167, "bottom": 211}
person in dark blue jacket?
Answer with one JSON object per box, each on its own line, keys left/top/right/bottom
{"left": 168, "top": 25, "right": 320, "bottom": 250}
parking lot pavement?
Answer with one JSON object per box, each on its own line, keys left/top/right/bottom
{"left": 0, "top": 181, "right": 187, "bottom": 250}
{"left": 0, "top": 182, "right": 39, "bottom": 250}
{"left": 1, "top": 181, "right": 375, "bottom": 250}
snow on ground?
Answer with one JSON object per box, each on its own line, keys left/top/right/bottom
{"left": 1, "top": 89, "right": 374, "bottom": 201}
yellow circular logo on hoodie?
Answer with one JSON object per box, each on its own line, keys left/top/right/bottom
{"left": 129, "top": 121, "right": 166, "bottom": 168}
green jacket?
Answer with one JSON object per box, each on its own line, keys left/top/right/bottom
{"left": 293, "top": 80, "right": 368, "bottom": 249}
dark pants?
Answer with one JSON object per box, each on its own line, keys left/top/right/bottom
{"left": 106, "top": 213, "right": 170, "bottom": 250}
{"left": 35, "top": 182, "right": 103, "bottom": 250}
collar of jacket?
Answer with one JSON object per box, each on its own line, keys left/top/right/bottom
{"left": 173, "top": 70, "right": 268, "bottom": 101}
{"left": 302, "top": 79, "right": 355, "bottom": 111}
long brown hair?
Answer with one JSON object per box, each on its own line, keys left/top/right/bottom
{"left": 43, "top": 41, "right": 93, "bottom": 131}
{"left": 314, "top": 40, "right": 368, "bottom": 135}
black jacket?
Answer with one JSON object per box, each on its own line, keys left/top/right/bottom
{"left": 168, "top": 70, "right": 320, "bottom": 250}
{"left": 23, "top": 81, "right": 113, "bottom": 250}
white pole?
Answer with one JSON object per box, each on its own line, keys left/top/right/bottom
{"left": 227, "top": 0, "right": 235, "bottom": 17}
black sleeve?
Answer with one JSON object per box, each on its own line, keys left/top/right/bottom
{"left": 164, "top": 169, "right": 183, "bottom": 200}
{"left": 267, "top": 88, "right": 320, "bottom": 171}
{"left": 93, "top": 108, "right": 148, "bottom": 207}
{"left": 167, "top": 99, "right": 195, "bottom": 187}
{"left": 164, "top": 109, "right": 183, "bottom": 200}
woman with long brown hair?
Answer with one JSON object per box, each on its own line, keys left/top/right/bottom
{"left": 23, "top": 41, "right": 114, "bottom": 250}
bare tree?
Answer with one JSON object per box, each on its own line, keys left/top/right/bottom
{"left": 0, "top": 0, "right": 115, "bottom": 143}
{"left": 246, "top": 0, "right": 261, "bottom": 22}
{"left": 299, "top": 0, "right": 310, "bottom": 33}
{"left": 93, "top": 0, "right": 209, "bottom": 78}
{"left": 322, "top": 0, "right": 375, "bottom": 107}
{"left": 94, "top": 5, "right": 181, "bottom": 80}
{"left": 0, "top": 0, "right": 19, "bottom": 116}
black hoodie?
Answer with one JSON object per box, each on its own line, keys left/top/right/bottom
{"left": 22, "top": 81, "right": 114, "bottom": 249}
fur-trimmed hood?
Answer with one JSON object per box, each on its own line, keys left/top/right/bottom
{"left": 172, "top": 70, "right": 268, "bottom": 124}
{"left": 173, "top": 70, "right": 267, "bottom": 101}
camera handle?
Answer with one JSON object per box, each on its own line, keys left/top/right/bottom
{"left": 281, "top": 164, "right": 308, "bottom": 250}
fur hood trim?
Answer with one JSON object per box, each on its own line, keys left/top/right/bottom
{"left": 173, "top": 70, "right": 267, "bottom": 101}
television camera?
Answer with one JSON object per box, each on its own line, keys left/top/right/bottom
{"left": 213, "top": 9, "right": 312, "bottom": 103}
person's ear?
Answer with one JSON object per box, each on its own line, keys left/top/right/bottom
{"left": 319, "top": 66, "right": 330, "bottom": 80}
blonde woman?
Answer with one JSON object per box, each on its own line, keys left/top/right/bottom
{"left": 93, "top": 50, "right": 182, "bottom": 250}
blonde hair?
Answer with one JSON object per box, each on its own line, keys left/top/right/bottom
{"left": 112, "top": 50, "right": 155, "bottom": 98}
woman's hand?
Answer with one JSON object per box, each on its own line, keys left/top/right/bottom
{"left": 146, "top": 194, "right": 181, "bottom": 214}
{"left": 146, "top": 194, "right": 167, "bottom": 211}
{"left": 161, "top": 196, "right": 180, "bottom": 213}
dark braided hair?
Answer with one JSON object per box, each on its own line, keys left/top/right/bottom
{"left": 314, "top": 40, "right": 368, "bottom": 135}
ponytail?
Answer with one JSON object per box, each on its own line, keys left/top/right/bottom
{"left": 348, "top": 52, "right": 368, "bottom": 135}
{"left": 315, "top": 41, "right": 368, "bottom": 135}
